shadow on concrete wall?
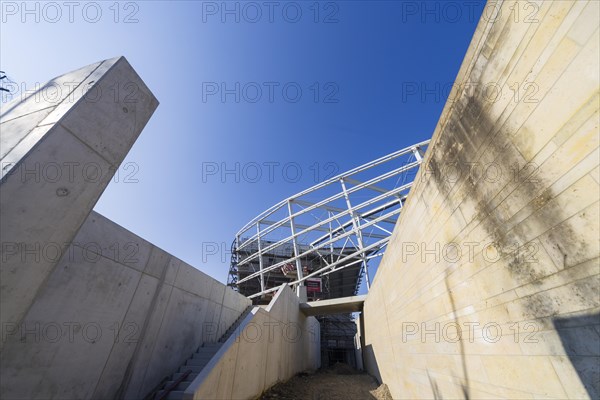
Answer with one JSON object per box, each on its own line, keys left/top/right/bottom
{"left": 553, "top": 312, "right": 600, "bottom": 399}
{"left": 445, "top": 273, "right": 470, "bottom": 400}
{"left": 427, "top": 370, "right": 444, "bottom": 400}
{"left": 362, "top": 344, "right": 383, "bottom": 385}
{"left": 360, "top": 311, "right": 384, "bottom": 385}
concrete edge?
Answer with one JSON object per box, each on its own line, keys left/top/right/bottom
{"left": 265, "top": 284, "right": 289, "bottom": 313}
{"left": 0, "top": 59, "right": 116, "bottom": 181}
{"left": 181, "top": 306, "right": 261, "bottom": 400}
{"left": 182, "top": 284, "right": 289, "bottom": 399}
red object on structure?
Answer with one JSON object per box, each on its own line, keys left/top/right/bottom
{"left": 306, "top": 278, "right": 322, "bottom": 293}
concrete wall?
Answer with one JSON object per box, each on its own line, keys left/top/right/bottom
{"left": 185, "top": 285, "right": 320, "bottom": 400}
{"left": 0, "top": 57, "right": 158, "bottom": 338}
{"left": 0, "top": 211, "right": 252, "bottom": 400}
{"left": 0, "top": 58, "right": 253, "bottom": 399}
{"left": 363, "top": 1, "right": 599, "bottom": 399}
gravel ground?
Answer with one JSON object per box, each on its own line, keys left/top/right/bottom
{"left": 258, "top": 363, "right": 393, "bottom": 400}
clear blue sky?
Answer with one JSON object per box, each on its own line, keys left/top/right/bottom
{"left": 1, "top": 1, "right": 485, "bottom": 288}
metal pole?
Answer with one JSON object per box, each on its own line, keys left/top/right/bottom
{"left": 256, "top": 222, "right": 265, "bottom": 293}
{"left": 328, "top": 211, "right": 334, "bottom": 264}
{"left": 413, "top": 146, "right": 423, "bottom": 161}
{"left": 287, "top": 200, "right": 304, "bottom": 285}
{"left": 340, "top": 178, "right": 371, "bottom": 290}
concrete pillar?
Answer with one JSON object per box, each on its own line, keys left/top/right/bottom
{"left": 296, "top": 285, "right": 308, "bottom": 302}
{"left": 0, "top": 57, "right": 158, "bottom": 347}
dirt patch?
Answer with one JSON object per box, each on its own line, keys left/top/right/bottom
{"left": 258, "top": 363, "right": 392, "bottom": 400}
{"left": 369, "top": 383, "right": 393, "bottom": 400}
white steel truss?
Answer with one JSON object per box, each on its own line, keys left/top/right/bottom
{"left": 228, "top": 140, "right": 429, "bottom": 299}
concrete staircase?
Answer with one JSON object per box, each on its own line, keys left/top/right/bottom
{"left": 151, "top": 306, "right": 253, "bottom": 400}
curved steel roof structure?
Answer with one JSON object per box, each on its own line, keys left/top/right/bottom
{"left": 229, "top": 139, "right": 430, "bottom": 299}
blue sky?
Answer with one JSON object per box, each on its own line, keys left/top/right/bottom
{"left": 1, "top": 1, "right": 484, "bottom": 288}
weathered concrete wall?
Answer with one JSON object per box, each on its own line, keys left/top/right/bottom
{"left": 185, "top": 285, "right": 320, "bottom": 400}
{"left": 363, "top": 1, "right": 599, "bottom": 399}
{"left": 0, "top": 211, "right": 252, "bottom": 400}
{"left": 0, "top": 57, "right": 159, "bottom": 337}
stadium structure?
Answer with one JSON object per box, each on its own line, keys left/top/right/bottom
{"left": 228, "top": 140, "right": 430, "bottom": 366}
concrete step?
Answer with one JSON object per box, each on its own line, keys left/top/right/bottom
{"left": 200, "top": 343, "right": 220, "bottom": 349}
{"left": 186, "top": 357, "right": 211, "bottom": 367}
{"left": 218, "top": 306, "right": 252, "bottom": 342}
{"left": 192, "top": 351, "right": 216, "bottom": 359}
{"left": 197, "top": 346, "right": 219, "bottom": 353}
{"left": 155, "top": 390, "right": 184, "bottom": 400}
{"left": 179, "top": 365, "right": 203, "bottom": 374}
{"left": 172, "top": 372, "right": 198, "bottom": 382}
{"left": 163, "top": 380, "right": 192, "bottom": 392}
{"left": 220, "top": 327, "right": 239, "bottom": 340}
{"left": 155, "top": 307, "right": 253, "bottom": 398}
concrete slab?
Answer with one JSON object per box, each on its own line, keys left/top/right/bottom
{"left": 173, "top": 262, "right": 214, "bottom": 299}
{"left": 223, "top": 286, "right": 251, "bottom": 313}
{"left": 72, "top": 211, "right": 152, "bottom": 273}
{"left": 123, "top": 282, "right": 174, "bottom": 399}
{"left": 91, "top": 273, "right": 161, "bottom": 400}
{"left": 0, "top": 60, "right": 103, "bottom": 124}
{"left": 0, "top": 243, "right": 143, "bottom": 400}
{"left": 230, "top": 312, "right": 269, "bottom": 398}
{"left": 185, "top": 286, "right": 320, "bottom": 400}
{"left": 0, "top": 113, "right": 52, "bottom": 160}
{"left": 300, "top": 294, "right": 367, "bottom": 316}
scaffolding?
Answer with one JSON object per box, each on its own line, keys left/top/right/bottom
{"left": 228, "top": 140, "right": 430, "bottom": 368}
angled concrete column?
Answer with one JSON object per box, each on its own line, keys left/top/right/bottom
{"left": 0, "top": 57, "right": 158, "bottom": 343}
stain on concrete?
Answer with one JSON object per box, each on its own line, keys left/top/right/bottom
{"left": 427, "top": 94, "right": 592, "bottom": 319}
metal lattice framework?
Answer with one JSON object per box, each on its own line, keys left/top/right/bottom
{"left": 229, "top": 140, "right": 430, "bottom": 299}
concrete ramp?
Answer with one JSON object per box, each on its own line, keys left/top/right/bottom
{"left": 300, "top": 295, "right": 367, "bottom": 316}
